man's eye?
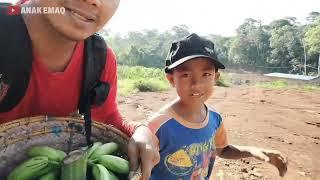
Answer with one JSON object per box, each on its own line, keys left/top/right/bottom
{"left": 182, "top": 74, "right": 190, "bottom": 78}
{"left": 204, "top": 73, "right": 212, "bottom": 76}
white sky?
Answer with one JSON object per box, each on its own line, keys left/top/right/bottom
{"left": 4, "top": 0, "right": 320, "bottom": 36}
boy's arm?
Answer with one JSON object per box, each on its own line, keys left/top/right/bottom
{"left": 216, "top": 145, "right": 253, "bottom": 159}
{"left": 207, "top": 122, "right": 227, "bottom": 178}
{"left": 214, "top": 123, "right": 287, "bottom": 177}
{"left": 216, "top": 144, "right": 288, "bottom": 177}
{"left": 214, "top": 125, "right": 271, "bottom": 159}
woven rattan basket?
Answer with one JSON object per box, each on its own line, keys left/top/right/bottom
{"left": 0, "top": 115, "right": 135, "bottom": 178}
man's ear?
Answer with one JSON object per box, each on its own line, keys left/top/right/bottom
{"left": 166, "top": 74, "right": 175, "bottom": 87}
{"left": 215, "top": 72, "right": 220, "bottom": 81}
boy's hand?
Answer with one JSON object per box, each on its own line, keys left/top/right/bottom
{"left": 250, "top": 148, "right": 288, "bottom": 177}
{"left": 128, "top": 125, "right": 160, "bottom": 180}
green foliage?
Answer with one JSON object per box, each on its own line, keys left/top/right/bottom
{"left": 301, "top": 85, "right": 320, "bottom": 91}
{"left": 229, "top": 18, "right": 273, "bottom": 71}
{"left": 269, "top": 18, "right": 296, "bottom": 29}
{"left": 256, "top": 80, "right": 320, "bottom": 91}
{"left": 257, "top": 80, "right": 289, "bottom": 89}
{"left": 117, "top": 79, "right": 138, "bottom": 95}
{"left": 98, "top": 12, "right": 319, "bottom": 76}
{"left": 118, "top": 78, "right": 170, "bottom": 95}
{"left": 269, "top": 25, "right": 304, "bottom": 74}
{"left": 134, "top": 79, "right": 169, "bottom": 92}
{"left": 216, "top": 73, "right": 231, "bottom": 87}
{"left": 306, "top": 12, "right": 320, "bottom": 23}
{"left": 116, "top": 66, "right": 230, "bottom": 95}
{"left": 117, "top": 66, "right": 169, "bottom": 95}
{"left": 103, "top": 25, "right": 191, "bottom": 69}
{"left": 304, "top": 17, "right": 320, "bottom": 55}
{"left": 207, "top": 35, "right": 231, "bottom": 66}
{"left": 117, "top": 65, "right": 166, "bottom": 81}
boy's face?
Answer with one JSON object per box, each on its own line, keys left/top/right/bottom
{"left": 35, "top": 0, "right": 120, "bottom": 40}
{"left": 166, "top": 58, "right": 220, "bottom": 106}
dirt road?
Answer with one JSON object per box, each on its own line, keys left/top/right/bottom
{"left": 118, "top": 85, "right": 320, "bottom": 180}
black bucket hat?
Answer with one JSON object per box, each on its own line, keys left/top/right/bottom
{"left": 165, "top": 33, "right": 225, "bottom": 73}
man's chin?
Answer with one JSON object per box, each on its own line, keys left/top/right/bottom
{"left": 65, "top": 33, "right": 92, "bottom": 41}
{"left": 58, "top": 29, "right": 94, "bottom": 41}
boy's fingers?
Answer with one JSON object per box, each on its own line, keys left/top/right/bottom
{"left": 140, "top": 143, "right": 159, "bottom": 180}
{"left": 140, "top": 151, "right": 153, "bottom": 180}
{"left": 266, "top": 152, "right": 288, "bottom": 177}
{"left": 261, "top": 155, "right": 270, "bottom": 162}
{"left": 153, "top": 151, "right": 160, "bottom": 165}
{"left": 256, "top": 151, "right": 270, "bottom": 162}
{"left": 279, "top": 164, "right": 287, "bottom": 177}
{"left": 276, "top": 158, "right": 287, "bottom": 177}
{"left": 276, "top": 154, "right": 288, "bottom": 177}
{"left": 128, "top": 140, "right": 140, "bottom": 173}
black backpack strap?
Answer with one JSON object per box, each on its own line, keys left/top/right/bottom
{"left": 0, "top": 6, "right": 33, "bottom": 112}
{"left": 79, "top": 34, "right": 110, "bottom": 146}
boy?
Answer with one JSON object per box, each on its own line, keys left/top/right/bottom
{"left": 148, "top": 33, "right": 287, "bottom": 179}
{"left": 0, "top": 0, "right": 158, "bottom": 179}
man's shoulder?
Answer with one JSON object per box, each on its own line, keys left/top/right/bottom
{"left": 106, "top": 46, "right": 116, "bottom": 58}
{"left": 104, "top": 45, "right": 117, "bottom": 66}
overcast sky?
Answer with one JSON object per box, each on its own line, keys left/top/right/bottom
{"left": 4, "top": 0, "right": 320, "bottom": 36}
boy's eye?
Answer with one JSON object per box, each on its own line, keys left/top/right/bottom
{"left": 203, "top": 73, "right": 212, "bottom": 76}
{"left": 182, "top": 73, "right": 190, "bottom": 78}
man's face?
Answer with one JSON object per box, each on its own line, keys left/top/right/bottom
{"left": 35, "top": 0, "right": 120, "bottom": 40}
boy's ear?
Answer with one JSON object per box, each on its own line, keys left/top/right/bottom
{"left": 166, "top": 74, "right": 175, "bottom": 87}
{"left": 215, "top": 72, "right": 220, "bottom": 81}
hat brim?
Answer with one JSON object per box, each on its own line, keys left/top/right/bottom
{"left": 167, "top": 55, "right": 225, "bottom": 70}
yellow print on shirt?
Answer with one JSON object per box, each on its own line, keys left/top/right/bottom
{"left": 164, "top": 138, "right": 214, "bottom": 176}
{"left": 167, "top": 149, "right": 193, "bottom": 167}
{"left": 165, "top": 149, "right": 194, "bottom": 176}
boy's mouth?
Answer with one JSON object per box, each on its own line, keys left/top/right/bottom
{"left": 191, "top": 93, "right": 204, "bottom": 97}
{"left": 65, "top": 7, "right": 96, "bottom": 22}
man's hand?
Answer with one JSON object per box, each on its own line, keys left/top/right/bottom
{"left": 250, "top": 147, "right": 288, "bottom": 177}
{"left": 127, "top": 125, "right": 160, "bottom": 180}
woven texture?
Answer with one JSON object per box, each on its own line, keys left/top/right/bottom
{"left": 0, "top": 115, "right": 130, "bottom": 177}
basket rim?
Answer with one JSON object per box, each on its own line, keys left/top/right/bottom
{"left": 0, "top": 115, "right": 130, "bottom": 141}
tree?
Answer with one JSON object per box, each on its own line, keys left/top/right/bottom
{"left": 170, "top": 25, "right": 191, "bottom": 39}
{"left": 269, "top": 25, "right": 304, "bottom": 73}
{"left": 269, "top": 19, "right": 293, "bottom": 29}
{"left": 304, "top": 17, "right": 320, "bottom": 54}
{"left": 306, "top": 12, "right": 320, "bottom": 24}
{"left": 228, "top": 18, "right": 271, "bottom": 72}
{"left": 304, "top": 17, "right": 320, "bottom": 75}
{"left": 99, "top": 13, "right": 319, "bottom": 75}
{"left": 207, "top": 34, "right": 231, "bottom": 66}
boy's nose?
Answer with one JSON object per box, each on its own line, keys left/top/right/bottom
{"left": 83, "top": 0, "right": 101, "bottom": 7}
{"left": 191, "top": 78, "right": 202, "bottom": 89}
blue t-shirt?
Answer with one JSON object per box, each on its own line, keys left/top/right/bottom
{"left": 148, "top": 105, "right": 228, "bottom": 180}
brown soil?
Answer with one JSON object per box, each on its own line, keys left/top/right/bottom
{"left": 118, "top": 85, "right": 320, "bottom": 180}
